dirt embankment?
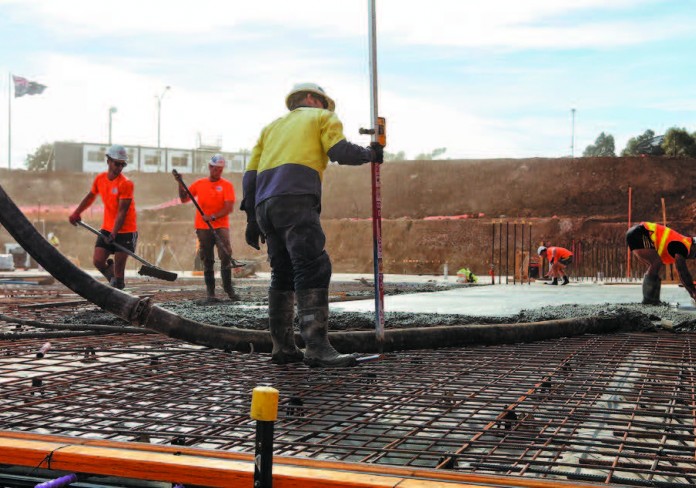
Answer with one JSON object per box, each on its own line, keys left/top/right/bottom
{"left": 1, "top": 156, "right": 695, "bottom": 276}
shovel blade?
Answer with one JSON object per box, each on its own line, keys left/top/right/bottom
{"left": 137, "top": 265, "right": 178, "bottom": 282}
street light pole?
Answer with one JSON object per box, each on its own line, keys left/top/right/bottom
{"left": 157, "top": 86, "right": 171, "bottom": 171}
{"left": 108, "top": 107, "right": 117, "bottom": 145}
{"left": 571, "top": 108, "right": 576, "bottom": 158}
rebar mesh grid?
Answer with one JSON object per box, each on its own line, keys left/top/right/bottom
{"left": 0, "top": 330, "right": 694, "bottom": 486}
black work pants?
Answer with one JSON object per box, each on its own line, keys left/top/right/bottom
{"left": 256, "top": 195, "right": 331, "bottom": 291}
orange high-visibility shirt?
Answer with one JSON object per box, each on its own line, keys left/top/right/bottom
{"left": 188, "top": 177, "right": 235, "bottom": 230}
{"left": 90, "top": 173, "right": 137, "bottom": 233}
{"left": 546, "top": 246, "right": 572, "bottom": 262}
{"left": 642, "top": 222, "right": 692, "bottom": 264}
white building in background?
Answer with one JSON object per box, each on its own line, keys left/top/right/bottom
{"left": 52, "top": 141, "right": 248, "bottom": 174}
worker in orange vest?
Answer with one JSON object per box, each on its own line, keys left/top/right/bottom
{"left": 537, "top": 245, "right": 573, "bottom": 285}
{"left": 626, "top": 222, "right": 696, "bottom": 305}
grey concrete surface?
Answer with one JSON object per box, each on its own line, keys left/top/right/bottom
{"left": 331, "top": 280, "right": 693, "bottom": 317}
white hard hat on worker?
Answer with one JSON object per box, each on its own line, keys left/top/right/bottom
{"left": 106, "top": 144, "right": 128, "bottom": 164}
{"left": 285, "top": 82, "right": 335, "bottom": 112}
{"left": 209, "top": 154, "right": 226, "bottom": 168}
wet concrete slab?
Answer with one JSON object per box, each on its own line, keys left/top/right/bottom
{"left": 331, "top": 281, "right": 693, "bottom": 317}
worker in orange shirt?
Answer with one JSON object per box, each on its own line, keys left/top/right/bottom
{"left": 537, "top": 245, "right": 573, "bottom": 285}
{"left": 69, "top": 144, "right": 137, "bottom": 290}
{"left": 175, "top": 154, "right": 239, "bottom": 301}
{"left": 626, "top": 221, "right": 696, "bottom": 305}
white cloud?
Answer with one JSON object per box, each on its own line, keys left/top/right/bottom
{"left": 5, "top": 0, "right": 365, "bottom": 37}
{"left": 6, "top": 0, "right": 679, "bottom": 50}
{"left": 1, "top": 0, "right": 694, "bottom": 168}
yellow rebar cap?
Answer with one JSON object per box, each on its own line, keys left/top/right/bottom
{"left": 250, "top": 386, "right": 279, "bottom": 421}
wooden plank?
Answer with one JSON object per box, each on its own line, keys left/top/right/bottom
{"left": 0, "top": 431, "right": 608, "bottom": 488}
{"left": 0, "top": 437, "right": 400, "bottom": 487}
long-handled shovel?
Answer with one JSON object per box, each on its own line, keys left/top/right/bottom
{"left": 77, "top": 221, "right": 178, "bottom": 281}
{"left": 172, "top": 169, "right": 245, "bottom": 269}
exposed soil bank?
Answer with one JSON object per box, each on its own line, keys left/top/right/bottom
{"left": 2, "top": 156, "right": 696, "bottom": 277}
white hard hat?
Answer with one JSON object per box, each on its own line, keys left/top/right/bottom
{"left": 285, "top": 82, "right": 335, "bottom": 112}
{"left": 106, "top": 144, "right": 128, "bottom": 163}
{"left": 209, "top": 154, "right": 226, "bottom": 168}
{"left": 537, "top": 246, "right": 547, "bottom": 256}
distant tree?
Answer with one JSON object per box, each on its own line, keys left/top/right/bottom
{"left": 25, "top": 143, "right": 54, "bottom": 171}
{"left": 414, "top": 147, "right": 447, "bottom": 160}
{"left": 662, "top": 127, "right": 696, "bottom": 157}
{"left": 432, "top": 147, "right": 447, "bottom": 159}
{"left": 384, "top": 150, "right": 407, "bottom": 161}
{"left": 583, "top": 132, "right": 616, "bottom": 157}
{"left": 621, "top": 129, "right": 664, "bottom": 156}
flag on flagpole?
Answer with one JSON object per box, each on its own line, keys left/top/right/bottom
{"left": 12, "top": 75, "right": 47, "bottom": 98}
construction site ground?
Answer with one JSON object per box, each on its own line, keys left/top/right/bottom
{"left": 5, "top": 269, "right": 696, "bottom": 329}
{"left": 3, "top": 157, "right": 696, "bottom": 486}
{"left": 2, "top": 271, "right": 696, "bottom": 487}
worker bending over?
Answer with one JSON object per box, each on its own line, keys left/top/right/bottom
{"left": 537, "top": 245, "right": 573, "bottom": 285}
{"left": 626, "top": 222, "right": 696, "bottom": 305}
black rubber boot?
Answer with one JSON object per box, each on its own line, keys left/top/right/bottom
{"left": 546, "top": 278, "right": 558, "bottom": 285}
{"left": 297, "top": 288, "right": 357, "bottom": 368}
{"left": 109, "top": 277, "right": 125, "bottom": 290}
{"left": 268, "top": 289, "right": 304, "bottom": 365}
{"left": 221, "top": 268, "right": 239, "bottom": 301}
{"left": 561, "top": 275, "right": 569, "bottom": 285}
{"left": 204, "top": 270, "right": 217, "bottom": 302}
{"left": 100, "top": 258, "right": 114, "bottom": 282}
{"left": 642, "top": 274, "right": 661, "bottom": 305}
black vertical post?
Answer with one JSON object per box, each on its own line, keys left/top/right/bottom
{"left": 513, "top": 223, "right": 517, "bottom": 285}
{"left": 505, "top": 221, "right": 509, "bottom": 284}
{"left": 491, "top": 223, "right": 495, "bottom": 285}
{"left": 251, "top": 386, "right": 279, "bottom": 488}
{"left": 528, "top": 224, "right": 532, "bottom": 285}
{"left": 255, "top": 421, "right": 274, "bottom": 487}
{"left": 592, "top": 244, "right": 596, "bottom": 280}
{"left": 498, "top": 222, "right": 502, "bottom": 284}
{"left": 520, "top": 223, "right": 525, "bottom": 285}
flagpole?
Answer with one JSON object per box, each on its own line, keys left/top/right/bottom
{"left": 7, "top": 72, "right": 11, "bottom": 170}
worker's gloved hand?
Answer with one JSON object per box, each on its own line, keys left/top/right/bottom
{"left": 369, "top": 142, "right": 384, "bottom": 164}
{"left": 68, "top": 212, "right": 81, "bottom": 226}
{"left": 245, "top": 221, "right": 266, "bottom": 250}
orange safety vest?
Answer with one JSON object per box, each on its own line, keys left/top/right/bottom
{"left": 642, "top": 221, "right": 692, "bottom": 264}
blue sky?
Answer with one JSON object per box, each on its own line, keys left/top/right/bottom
{"left": 1, "top": 0, "right": 695, "bottom": 168}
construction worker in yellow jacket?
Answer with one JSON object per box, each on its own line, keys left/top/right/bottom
{"left": 626, "top": 221, "right": 696, "bottom": 304}
{"left": 242, "top": 82, "right": 383, "bottom": 368}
